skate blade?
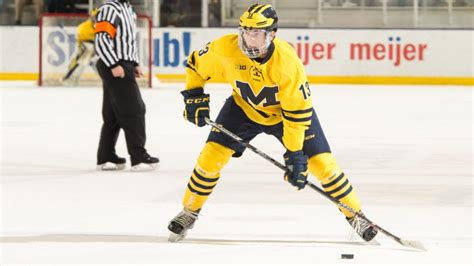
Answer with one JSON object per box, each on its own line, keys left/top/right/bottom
{"left": 96, "top": 163, "right": 126, "bottom": 171}
{"left": 131, "top": 162, "right": 159, "bottom": 172}
{"left": 400, "top": 239, "right": 426, "bottom": 251}
{"left": 60, "top": 77, "right": 78, "bottom": 87}
{"left": 367, "top": 238, "right": 380, "bottom": 245}
{"left": 168, "top": 232, "right": 185, "bottom": 242}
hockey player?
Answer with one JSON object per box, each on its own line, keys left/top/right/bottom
{"left": 61, "top": 8, "right": 99, "bottom": 86}
{"left": 168, "top": 4, "right": 378, "bottom": 242}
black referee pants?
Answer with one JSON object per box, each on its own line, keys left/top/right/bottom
{"left": 96, "top": 59, "right": 147, "bottom": 164}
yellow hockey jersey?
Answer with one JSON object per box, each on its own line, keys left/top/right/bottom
{"left": 185, "top": 34, "right": 313, "bottom": 152}
{"left": 76, "top": 19, "right": 95, "bottom": 43}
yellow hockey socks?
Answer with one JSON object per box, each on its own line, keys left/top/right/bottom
{"left": 182, "top": 142, "right": 233, "bottom": 211}
{"left": 308, "top": 153, "right": 361, "bottom": 217}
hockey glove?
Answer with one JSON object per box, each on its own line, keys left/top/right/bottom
{"left": 181, "top": 88, "right": 210, "bottom": 127}
{"left": 284, "top": 150, "right": 309, "bottom": 190}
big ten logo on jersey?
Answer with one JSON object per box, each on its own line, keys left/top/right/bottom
{"left": 153, "top": 32, "right": 191, "bottom": 67}
{"left": 236, "top": 80, "right": 280, "bottom": 108}
{"left": 235, "top": 64, "right": 247, "bottom": 71}
{"left": 249, "top": 66, "right": 264, "bottom": 82}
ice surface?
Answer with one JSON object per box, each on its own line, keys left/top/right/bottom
{"left": 0, "top": 81, "right": 472, "bottom": 264}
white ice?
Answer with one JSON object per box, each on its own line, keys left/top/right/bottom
{"left": 0, "top": 81, "right": 472, "bottom": 264}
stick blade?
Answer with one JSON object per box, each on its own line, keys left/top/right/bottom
{"left": 400, "top": 239, "right": 426, "bottom": 251}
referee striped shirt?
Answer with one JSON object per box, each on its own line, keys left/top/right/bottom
{"left": 94, "top": 0, "right": 139, "bottom": 68}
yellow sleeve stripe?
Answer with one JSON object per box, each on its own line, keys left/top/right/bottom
{"left": 281, "top": 107, "right": 313, "bottom": 123}
{"left": 282, "top": 111, "right": 312, "bottom": 120}
{"left": 281, "top": 107, "right": 313, "bottom": 115}
{"left": 282, "top": 112, "right": 312, "bottom": 123}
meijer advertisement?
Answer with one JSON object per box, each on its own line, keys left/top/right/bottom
{"left": 0, "top": 27, "right": 472, "bottom": 85}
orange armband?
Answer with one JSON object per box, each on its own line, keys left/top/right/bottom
{"left": 94, "top": 21, "right": 116, "bottom": 39}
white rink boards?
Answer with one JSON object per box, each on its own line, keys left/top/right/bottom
{"left": 0, "top": 82, "right": 472, "bottom": 264}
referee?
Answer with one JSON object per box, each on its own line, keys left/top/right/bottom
{"left": 94, "top": 0, "right": 158, "bottom": 171}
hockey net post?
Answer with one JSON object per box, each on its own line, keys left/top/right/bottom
{"left": 38, "top": 13, "right": 152, "bottom": 88}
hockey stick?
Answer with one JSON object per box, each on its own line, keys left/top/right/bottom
{"left": 204, "top": 117, "right": 426, "bottom": 251}
{"left": 57, "top": 22, "right": 98, "bottom": 85}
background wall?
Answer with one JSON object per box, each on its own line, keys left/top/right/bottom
{"left": 0, "top": 27, "right": 472, "bottom": 85}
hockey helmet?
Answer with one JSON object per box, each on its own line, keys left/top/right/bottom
{"left": 90, "top": 8, "right": 99, "bottom": 22}
{"left": 238, "top": 4, "right": 278, "bottom": 58}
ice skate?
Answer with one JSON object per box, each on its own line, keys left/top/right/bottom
{"left": 168, "top": 209, "right": 199, "bottom": 242}
{"left": 347, "top": 212, "right": 378, "bottom": 242}
{"left": 96, "top": 156, "right": 126, "bottom": 171}
{"left": 60, "top": 67, "right": 81, "bottom": 87}
{"left": 131, "top": 153, "right": 159, "bottom": 171}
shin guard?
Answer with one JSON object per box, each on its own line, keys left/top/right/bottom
{"left": 308, "top": 153, "right": 361, "bottom": 217}
{"left": 182, "top": 142, "right": 233, "bottom": 211}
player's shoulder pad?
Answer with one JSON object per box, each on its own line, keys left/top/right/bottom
{"left": 208, "top": 34, "right": 241, "bottom": 57}
{"left": 79, "top": 19, "right": 93, "bottom": 28}
{"left": 273, "top": 38, "right": 302, "bottom": 65}
{"left": 272, "top": 37, "right": 304, "bottom": 77}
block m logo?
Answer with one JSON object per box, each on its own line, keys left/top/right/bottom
{"left": 236, "top": 80, "right": 280, "bottom": 107}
